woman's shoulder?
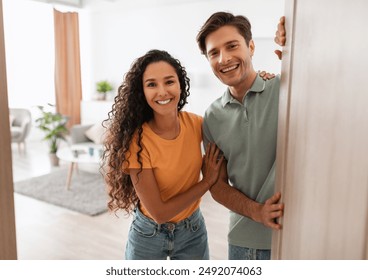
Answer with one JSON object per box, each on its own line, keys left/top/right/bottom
{"left": 179, "top": 111, "right": 203, "bottom": 124}
{"left": 179, "top": 112, "right": 202, "bottom": 139}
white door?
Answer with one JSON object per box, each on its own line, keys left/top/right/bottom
{"left": 272, "top": 0, "right": 368, "bottom": 259}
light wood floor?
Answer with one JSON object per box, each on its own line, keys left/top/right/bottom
{"left": 12, "top": 139, "right": 229, "bottom": 260}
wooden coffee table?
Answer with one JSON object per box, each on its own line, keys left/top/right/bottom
{"left": 56, "top": 144, "right": 103, "bottom": 190}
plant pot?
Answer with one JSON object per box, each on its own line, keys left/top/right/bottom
{"left": 49, "top": 153, "right": 59, "bottom": 167}
{"left": 96, "top": 93, "right": 106, "bottom": 101}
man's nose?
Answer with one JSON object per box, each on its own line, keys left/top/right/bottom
{"left": 219, "top": 50, "right": 231, "bottom": 64}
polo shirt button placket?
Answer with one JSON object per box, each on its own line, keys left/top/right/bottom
{"left": 243, "top": 95, "right": 250, "bottom": 122}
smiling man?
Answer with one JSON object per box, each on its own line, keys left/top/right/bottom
{"left": 196, "top": 12, "right": 285, "bottom": 260}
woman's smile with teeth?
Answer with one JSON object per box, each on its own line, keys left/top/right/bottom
{"left": 221, "top": 64, "right": 238, "bottom": 73}
{"left": 156, "top": 99, "right": 172, "bottom": 105}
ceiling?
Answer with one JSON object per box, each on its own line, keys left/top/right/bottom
{"left": 29, "top": 0, "right": 208, "bottom": 9}
{"left": 29, "top": 0, "right": 118, "bottom": 8}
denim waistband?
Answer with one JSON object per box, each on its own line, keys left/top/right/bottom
{"left": 134, "top": 206, "right": 202, "bottom": 232}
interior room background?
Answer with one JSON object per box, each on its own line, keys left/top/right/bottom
{"left": 5, "top": 0, "right": 367, "bottom": 261}
{"left": 3, "top": 0, "right": 283, "bottom": 141}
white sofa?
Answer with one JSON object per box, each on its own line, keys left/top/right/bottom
{"left": 70, "top": 123, "right": 105, "bottom": 151}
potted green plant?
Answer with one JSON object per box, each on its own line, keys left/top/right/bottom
{"left": 35, "top": 104, "right": 68, "bottom": 166}
{"left": 96, "top": 80, "right": 113, "bottom": 100}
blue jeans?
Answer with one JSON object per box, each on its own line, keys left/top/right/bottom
{"left": 125, "top": 207, "right": 209, "bottom": 260}
{"left": 228, "top": 244, "right": 271, "bottom": 260}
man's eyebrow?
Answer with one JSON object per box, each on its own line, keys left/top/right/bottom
{"left": 207, "top": 47, "right": 217, "bottom": 55}
{"left": 224, "top": 40, "right": 240, "bottom": 47}
{"left": 207, "top": 40, "right": 240, "bottom": 55}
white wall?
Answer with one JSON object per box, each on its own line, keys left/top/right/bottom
{"left": 3, "top": 0, "right": 284, "bottom": 120}
{"left": 3, "top": 0, "right": 83, "bottom": 140}
{"left": 3, "top": 0, "right": 55, "bottom": 112}
{"left": 83, "top": 0, "right": 284, "bottom": 115}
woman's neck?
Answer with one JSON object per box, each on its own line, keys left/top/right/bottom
{"left": 149, "top": 111, "right": 180, "bottom": 140}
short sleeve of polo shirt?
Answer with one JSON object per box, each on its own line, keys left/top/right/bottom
{"left": 202, "top": 117, "right": 215, "bottom": 150}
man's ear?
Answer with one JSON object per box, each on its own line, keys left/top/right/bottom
{"left": 249, "top": 39, "right": 255, "bottom": 57}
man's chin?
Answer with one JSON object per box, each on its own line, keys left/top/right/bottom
{"left": 219, "top": 77, "right": 238, "bottom": 87}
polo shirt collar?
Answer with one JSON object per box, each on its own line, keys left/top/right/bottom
{"left": 221, "top": 74, "right": 266, "bottom": 107}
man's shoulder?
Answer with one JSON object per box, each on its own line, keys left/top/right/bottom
{"left": 264, "top": 74, "right": 281, "bottom": 91}
{"left": 204, "top": 95, "right": 224, "bottom": 117}
{"left": 254, "top": 74, "right": 280, "bottom": 102}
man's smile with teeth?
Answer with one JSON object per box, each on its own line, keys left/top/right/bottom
{"left": 220, "top": 64, "right": 239, "bottom": 73}
{"left": 156, "top": 99, "right": 172, "bottom": 105}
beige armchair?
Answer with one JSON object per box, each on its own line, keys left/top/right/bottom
{"left": 9, "top": 108, "right": 32, "bottom": 153}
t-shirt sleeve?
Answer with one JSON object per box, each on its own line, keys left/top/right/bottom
{"left": 184, "top": 112, "right": 203, "bottom": 143}
{"left": 125, "top": 135, "right": 152, "bottom": 171}
{"left": 195, "top": 114, "right": 203, "bottom": 141}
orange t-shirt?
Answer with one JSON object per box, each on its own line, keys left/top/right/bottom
{"left": 126, "top": 111, "right": 203, "bottom": 222}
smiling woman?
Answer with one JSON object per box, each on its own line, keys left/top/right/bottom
{"left": 102, "top": 49, "right": 223, "bottom": 260}
{"left": 142, "top": 61, "right": 181, "bottom": 129}
{"left": 143, "top": 71, "right": 180, "bottom": 140}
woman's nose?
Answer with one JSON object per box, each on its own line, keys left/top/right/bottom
{"left": 157, "top": 84, "right": 167, "bottom": 97}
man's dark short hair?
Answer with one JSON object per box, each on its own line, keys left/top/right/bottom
{"left": 196, "top": 11, "right": 252, "bottom": 55}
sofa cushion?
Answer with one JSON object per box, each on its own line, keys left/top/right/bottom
{"left": 84, "top": 123, "right": 105, "bottom": 144}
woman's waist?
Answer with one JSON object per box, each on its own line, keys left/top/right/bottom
{"left": 138, "top": 200, "right": 201, "bottom": 225}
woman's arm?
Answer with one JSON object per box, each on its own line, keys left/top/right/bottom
{"left": 129, "top": 143, "right": 223, "bottom": 224}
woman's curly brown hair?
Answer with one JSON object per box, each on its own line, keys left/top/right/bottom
{"left": 102, "top": 49, "right": 190, "bottom": 214}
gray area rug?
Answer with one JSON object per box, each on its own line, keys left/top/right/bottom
{"left": 14, "top": 168, "right": 109, "bottom": 216}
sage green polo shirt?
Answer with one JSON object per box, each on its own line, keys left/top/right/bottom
{"left": 203, "top": 74, "right": 280, "bottom": 249}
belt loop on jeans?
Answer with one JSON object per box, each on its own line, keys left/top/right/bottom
{"left": 184, "top": 219, "right": 190, "bottom": 229}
